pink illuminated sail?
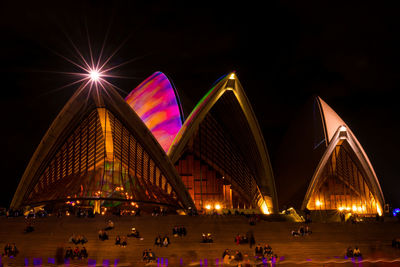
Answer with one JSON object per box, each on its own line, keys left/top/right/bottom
{"left": 125, "top": 72, "right": 183, "bottom": 152}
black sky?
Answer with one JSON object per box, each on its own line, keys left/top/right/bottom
{"left": 0, "top": 1, "right": 399, "bottom": 208}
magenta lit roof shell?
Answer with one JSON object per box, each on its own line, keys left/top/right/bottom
{"left": 125, "top": 72, "right": 184, "bottom": 152}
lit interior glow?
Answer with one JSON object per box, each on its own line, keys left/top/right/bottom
{"left": 377, "top": 204, "right": 382, "bottom": 216}
{"left": 261, "top": 201, "right": 270, "bottom": 215}
{"left": 205, "top": 204, "right": 211, "bottom": 210}
{"left": 315, "top": 200, "right": 322, "bottom": 206}
{"left": 229, "top": 73, "right": 235, "bottom": 79}
{"left": 125, "top": 72, "right": 183, "bottom": 152}
{"left": 215, "top": 203, "right": 221, "bottom": 210}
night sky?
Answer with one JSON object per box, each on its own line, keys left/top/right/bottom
{"left": 1, "top": 1, "right": 399, "bottom": 208}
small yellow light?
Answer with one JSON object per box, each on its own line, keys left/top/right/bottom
{"left": 338, "top": 207, "right": 344, "bottom": 211}
{"left": 205, "top": 204, "right": 211, "bottom": 210}
{"left": 352, "top": 205, "right": 357, "bottom": 212}
{"left": 215, "top": 204, "right": 221, "bottom": 210}
{"left": 229, "top": 73, "right": 235, "bottom": 80}
{"left": 315, "top": 200, "right": 322, "bottom": 207}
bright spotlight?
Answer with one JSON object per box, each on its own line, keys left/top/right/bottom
{"left": 89, "top": 70, "right": 100, "bottom": 82}
{"left": 215, "top": 204, "right": 221, "bottom": 210}
{"left": 205, "top": 204, "right": 211, "bottom": 210}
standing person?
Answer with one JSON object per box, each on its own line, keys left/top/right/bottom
{"left": 249, "top": 231, "right": 255, "bottom": 248}
{"left": 235, "top": 234, "right": 241, "bottom": 245}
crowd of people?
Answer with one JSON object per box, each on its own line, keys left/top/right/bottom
{"left": 64, "top": 246, "right": 88, "bottom": 260}
{"left": 222, "top": 249, "right": 254, "bottom": 266}
{"left": 254, "top": 243, "right": 278, "bottom": 264}
{"left": 142, "top": 249, "right": 156, "bottom": 263}
{"left": 234, "top": 231, "right": 256, "bottom": 247}
{"left": 201, "top": 233, "right": 213, "bottom": 243}
{"left": 68, "top": 234, "right": 88, "bottom": 245}
{"left": 291, "top": 225, "right": 312, "bottom": 237}
{"left": 154, "top": 234, "right": 170, "bottom": 247}
{"left": 172, "top": 225, "right": 187, "bottom": 237}
{"left": 115, "top": 235, "right": 128, "bottom": 247}
{"left": 98, "top": 229, "right": 109, "bottom": 241}
{"left": 3, "top": 243, "right": 18, "bottom": 257}
{"left": 346, "top": 246, "right": 362, "bottom": 258}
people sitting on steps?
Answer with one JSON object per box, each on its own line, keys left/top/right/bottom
{"left": 127, "top": 227, "right": 140, "bottom": 238}
{"left": 3, "top": 243, "right": 18, "bottom": 257}
{"left": 234, "top": 233, "right": 249, "bottom": 245}
{"left": 142, "top": 249, "right": 156, "bottom": 263}
{"left": 98, "top": 229, "right": 108, "bottom": 241}
{"left": 104, "top": 220, "right": 114, "bottom": 231}
{"left": 234, "top": 250, "right": 243, "bottom": 262}
{"left": 64, "top": 247, "right": 73, "bottom": 259}
{"left": 255, "top": 244, "right": 263, "bottom": 258}
{"left": 263, "top": 244, "right": 273, "bottom": 256}
{"left": 69, "top": 234, "right": 88, "bottom": 245}
{"left": 64, "top": 246, "right": 88, "bottom": 260}
{"left": 202, "top": 233, "right": 213, "bottom": 243}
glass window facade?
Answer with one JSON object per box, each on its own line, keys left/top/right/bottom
{"left": 24, "top": 108, "right": 181, "bottom": 208}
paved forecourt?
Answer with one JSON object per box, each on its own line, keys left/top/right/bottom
{"left": 0, "top": 215, "right": 399, "bottom": 266}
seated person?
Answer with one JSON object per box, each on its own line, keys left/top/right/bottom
{"left": 172, "top": 226, "right": 179, "bottom": 237}
{"left": 234, "top": 250, "right": 243, "bottom": 262}
{"left": 223, "top": 253, "right": 232, "bottom": 265}
{"left": 291, "top": 229, "right": 300, "bottom": 236}
{"left": 80, "top": 247, "right": 88, "bottom": 259}
{"left": 115, "top": 235, "right": 121, "bottom": 246}
{"left": 65, "top": 247, "right": 73, "bottom": 259}
{"left": 9, "top": 244, "right": 18, "bottom": 257}
{"left": 121, "top": 236, "right": 127, "bottom": 247}
{"left": 202, "top": 233, "right": 210, "bottom": 243}
{"left": 264, "top": 244, "right": 272, "bottom": 255}
{"left": 69, "top": 234, "right": 78, "bottom": 244}
{"left": 353, "top": 247, "right": 361, "bottom": 257}
{"left": 222, "top": 249, "right": 230, "bottom": 259}
{"left": 79, "top": 235, "right": 88, "bottom": 244}
{"left": 206, "top": 233, "right": 213, "bottom": 243}
{"left": 98, "top": 229, "right": 108, "bottom": 241}
{"left": 255, "top": 244, "right": 263, "bottom": 258}
{"left": 162, "top": 235, "right": 170, "bottom": 247}
{"left": 142, "top": 249, "right": 149, "bottom": 261}
{"left": 154, "top": 235, "right": 162, "bottom": 246}
{"left": 4, "top": 243, "right": 11, "bottom": 257}
{"left": 72, "top": 247, "right": 80, "bottom": 259}
{"left": 147, "top": 249, "right": 156, "bottom": 262}
{"left": 104, "top": 220, "right": 114, "bottom": 231}
{"left": 346, "top": 247, "right": 353, "bottom": 258}
{"left": 128, "top": 227, "right": 140, "bottom": 238}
